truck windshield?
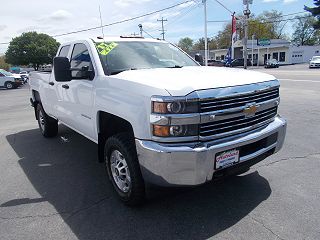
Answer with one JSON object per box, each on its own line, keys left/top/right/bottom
{"left": 95, "top": 41, "right": 198, "bottom": 75}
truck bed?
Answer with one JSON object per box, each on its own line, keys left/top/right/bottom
{"left": 29, "top": 71, "right": 51, "bottom": 92}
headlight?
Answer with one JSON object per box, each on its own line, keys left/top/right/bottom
{"left": 152, "top": 101, "right": 198, "bottom": 114}
{"left": 153, "top": 124, "right": 198, "bottom": 137}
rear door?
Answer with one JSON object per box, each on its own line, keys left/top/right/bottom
{"left": 46, "top": 45, "right": 71, "bottom": 119}
{"left": 58, "top": 42, "right": 96, "bottom": 140}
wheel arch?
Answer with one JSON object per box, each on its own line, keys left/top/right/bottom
{"left": 31, "top": 90, "right": 41, "bottom": 120}
{"left": 97, "top": 111, "right": 135, "bottom": 162}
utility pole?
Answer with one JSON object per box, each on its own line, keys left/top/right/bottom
{"left": 157, "top": 17, "right": 167, "bottom": 40}
{"left": 252, "top": 34, "right": 254, "bottom": 66}
{"left": 203, "top": 0, "right": 208, "bottom": 66}
{"left": 138, "top": 24, "right": 143, "bottom": 37}
{"left": 243, "top": 0, "right": 252, "bottom": 69}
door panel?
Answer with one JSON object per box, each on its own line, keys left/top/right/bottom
{"left": 51, "top": 45, "right": 72, "bottom": 121}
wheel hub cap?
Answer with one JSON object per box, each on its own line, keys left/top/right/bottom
{"left": 109, "top": 150, "right": 131, "bottom": 193}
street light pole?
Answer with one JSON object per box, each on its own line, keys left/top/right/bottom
{"left": 243, "top": 0, "right": 251, "bottom": 69}
{"left": 138, "top": 24, "right": 143, "bottom": 37}
{"left": 203, "top": 0, "right": 208, "bottom": 66}
{"left": 252, "top": 34, "right": 254, "bottom": 66}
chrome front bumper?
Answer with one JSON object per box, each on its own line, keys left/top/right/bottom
{"left": 135, "top": 116, "right": 287, "bottom": 186}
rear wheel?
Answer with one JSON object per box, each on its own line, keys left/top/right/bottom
{"left": 104, "top": 133, "right": 145, "bottom": 206}
{"left": 5, "top": 82, "right": 14, "bottom": 89}
{"left": 36, "top": 104, "right": 58, "bottom": 138}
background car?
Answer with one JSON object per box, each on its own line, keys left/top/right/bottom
{"left": 19, "top": 71, "right": 29, "bottom": 82}
{"left": 0, "top": 69, "right": 22, "bottom": 89}
{"left": 265, "top": 59, "right": 279, "bottom": 68}
{"left": 207, "top": 59, "right": 225, "bottom": 67}
{"left": 309, "top": 56, "right": 320, "bottom": 68}
{"left": 227, "top": 58, "right": 252, "bottom": 67}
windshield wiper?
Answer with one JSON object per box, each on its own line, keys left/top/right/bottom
{"left": 166, "top": 65, "right": 183, "bottom": 68}
{"left": 110, "top": 68, "right": 138, "bottom": 75}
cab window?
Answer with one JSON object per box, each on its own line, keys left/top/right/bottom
{"left": 58, "top": 45, "right": 70, "bottom": 57}
{"left": 70, "top": 43, "right": 95, "bottom": 80}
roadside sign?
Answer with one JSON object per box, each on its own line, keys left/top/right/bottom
{"left": 257, "top": 39, "right": 271, "bottom": 46}
{"left": 243, "top": 0, "right": 253, "bottom": 4}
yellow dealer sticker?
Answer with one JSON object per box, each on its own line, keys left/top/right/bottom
{"left": 96, "top": 42, "right": 118, "bottom": 55}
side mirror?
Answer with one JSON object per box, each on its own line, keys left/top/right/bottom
{"left": 53, "top": 57, "right": 71, "bottom": 82}
{"left": 195, "top": 54, "right": 204, "bottom": 65}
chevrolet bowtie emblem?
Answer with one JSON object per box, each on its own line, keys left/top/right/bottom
{"left": 243, "top": 104, "right": 258, "bottom": 118}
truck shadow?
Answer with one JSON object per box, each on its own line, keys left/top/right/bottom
{"left": 5, "top": 127, "right": 271, "bottom": 240}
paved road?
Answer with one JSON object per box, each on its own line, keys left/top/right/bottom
{"left": 0, "top": 65, "right": 319, "bottom": 240}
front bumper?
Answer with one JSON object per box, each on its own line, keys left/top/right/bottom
{"left": 309, "top": 63, "right": 320, "bottom": 68}
{"left": 136, "top": 116, "right": 287, "bottom": 186}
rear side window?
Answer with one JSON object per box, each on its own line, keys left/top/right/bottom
{"left": 58, "top": 45, "right": 70, "bottom": 57}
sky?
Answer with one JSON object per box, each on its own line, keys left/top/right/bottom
{"left": 0, "top": 0, "right": 314, "bottom": 54}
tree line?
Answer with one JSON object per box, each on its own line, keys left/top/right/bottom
{"left": 178, "top": 9, "right": 320, "bottom": 53}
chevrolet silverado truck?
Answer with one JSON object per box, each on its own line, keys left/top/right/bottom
{"left": 29, "top": 37, "right": 287, "bottom": 205}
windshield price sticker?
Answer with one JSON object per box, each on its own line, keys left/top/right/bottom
{"left": 215, "top": 149, "right": 240, "bottom": 169}
{"left": 96, "top": 42, "right": 118, "bottom": 55}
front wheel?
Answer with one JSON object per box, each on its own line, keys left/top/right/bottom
{"left": 5, "top": 82, "right": 14, "bottom": 89}
{"left": 104, "top": 133, "right": 145, "bottom": 206}
{"left": 36, "top": 104, "right": 58, "bottom": 138}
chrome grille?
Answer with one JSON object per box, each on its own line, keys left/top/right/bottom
{"left": 200, "top": 106, "right": 278, "bottom": 138}
{"left": 198, "top": 85, "right": 280, "bottom": 140}
{"left": 200, "top": 87, "right": 279, "bottom": 113}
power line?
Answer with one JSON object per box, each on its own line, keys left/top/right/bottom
{"left": 207, "top": 11, "right": 311, "bottom": 24}
{"left": 165, "top": 1, "right": 202, "bottom": 27}
{"left": 145, "top": 2, "right": 200, "bottom": 35}
{"left": 52, "top": 0, "right": 195, "bottom": 37}
{"left": 212, "top": 0, "right": 234, "bottom": 15}
{"left": 142, "top": 29, "right": 156, "bottom": 39}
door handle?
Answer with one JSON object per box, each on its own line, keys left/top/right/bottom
{"left": 48, "top": 82, "right": 54, "bottom": 86}
{"left": 62, "top": 84, "right": 69, "bottom": 89}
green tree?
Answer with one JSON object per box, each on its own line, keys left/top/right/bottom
{"left": 209, "top": 11, "right": 287, "bottom": 51}
{"left": 5, "top": 32, "right": 60, "bottom": 70}
{"left": 177, "top": 37, "right": 194, "bottom": 52}
{"left": 193, "top": 37, "right": 205, "bottom": 50}
{"left": 292, "top": 15, "right": 320, "bottom": 45}
{"left": 213, "top": 24, "right": 232, "bottom": 49}
{"left": 256, "top": 10, "right": 288, "bottom": 39}
{"left": 0, "top": 56, "right": 10, "bottom": 71}
{"left": 305, "top": 0, "right": 320, "bottom": 29}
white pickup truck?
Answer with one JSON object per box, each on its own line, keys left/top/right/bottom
{"left": 29, "top": 37, "right": 287, "bottom": 205}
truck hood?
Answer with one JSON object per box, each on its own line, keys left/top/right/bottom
{"left": 116, "top": 66, "right": 277, "bottom": 96}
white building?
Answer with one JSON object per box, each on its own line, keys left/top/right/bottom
{"left": 211, "top": 39, "right": 320, "bottom": 65}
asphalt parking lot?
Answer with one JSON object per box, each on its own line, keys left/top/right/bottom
{"left": 0, "top": 64, "right": 319, "bottom": 240}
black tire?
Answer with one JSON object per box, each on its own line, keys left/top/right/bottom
{"left": 5, "top": 81, "right": 14, "bottom": 89}
{"left": 36, "top": 104, "right": 58, "bottom": 138}
{"left": 104, "top": 133, "right": 145, "bottom": 206}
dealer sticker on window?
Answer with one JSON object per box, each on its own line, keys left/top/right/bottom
{"left": 215, "top": 149, "right": 240, "bottom": 169}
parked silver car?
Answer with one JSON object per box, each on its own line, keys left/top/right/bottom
{"left": 0, "top": 69, "right": 22, "bottom": 89}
